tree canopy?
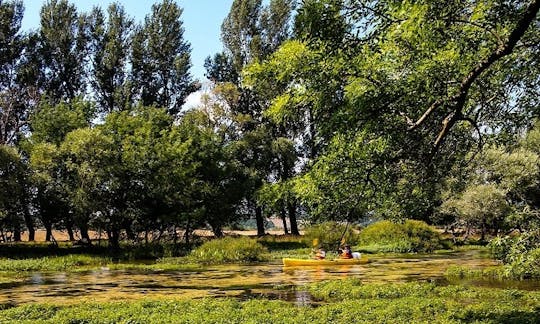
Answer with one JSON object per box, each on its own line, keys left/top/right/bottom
{"left": 0, "top": 0, "right": 538, "bottom": 246}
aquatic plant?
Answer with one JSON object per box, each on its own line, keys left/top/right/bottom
{"left": 1, "top": 282, "right": 540, "bottom": 323}
{"left": 0, "top": 255, "right": 109, "bottom": 272}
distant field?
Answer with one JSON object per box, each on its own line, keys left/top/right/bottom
{"left": 17, "top": 229, "right": 303, "bottom": 242}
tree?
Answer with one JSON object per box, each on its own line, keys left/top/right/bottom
{"left": 0, "top": 145, "right": 27, "bottom": 241}
{"left": 27, "top": 98, "right": 95, "bottom": 241}
{"left": 60, "top": 127, "right": 116, "bottom": 244}
{"left": 246, "top": 0, "right": 540, "bottom": 223}
{"left": 89, "top": 3, "right": 134, "bottom": 114}
{"left": 439, "top": 122, "right": 540, "bottom": 237}
{"left": 29, "top": 142, "right": 71, "bottom": 241}
{"left": 131, "top": 0, "right": 198, "bottom": 115}
{"left": 207, "top": 0, "right": 298, "bottom": 236}
{"left": 178, "top": 95, "right": 252, "bottom": 237}
{"left": 38, "top": 0, "right": 89, "bottom": 101}
{"left": 441, "top": 184, "right": 511, "bottom": 240}
{"left": 0, "top": 0, "right": 29, "bottom": 145}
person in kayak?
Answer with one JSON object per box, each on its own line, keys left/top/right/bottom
{"left": 340, "top": 244, "right": 353, "bottom": 259}
{"left": 315, "top": 247, "right": 326, "bottom": 260}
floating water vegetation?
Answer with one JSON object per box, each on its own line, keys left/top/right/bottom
{"left": 1, "top": 282, "right": 539, "bottom": 323}
{"left": 0, "top": 255, "right": 110, "bottom": 272}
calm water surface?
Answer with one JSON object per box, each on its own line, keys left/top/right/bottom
{"left": 1, "top": 250, "right": 539, "bottom": 305}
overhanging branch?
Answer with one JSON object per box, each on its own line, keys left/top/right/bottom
{"left": 409, "top": 0, "right": 540, "bottom": 157}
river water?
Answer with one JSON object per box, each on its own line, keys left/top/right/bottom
{"left": 1, "top": 250, "right": 538, "bottom": 306}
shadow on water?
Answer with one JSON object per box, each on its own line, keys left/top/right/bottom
{"left": 1, "top": 249, "right": 539, "bottom": 306}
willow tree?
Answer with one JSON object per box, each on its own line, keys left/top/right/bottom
{"left": 245, "top": 0, "right": 540, "bottom": 222}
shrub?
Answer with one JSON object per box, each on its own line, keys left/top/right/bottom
{"left": 488, "top": 230, "right": 540, "bottom": 279}
{"left": 488, "top": 235, "right": 519, "bottom": 263}
{"left": 188, "top": 236, "right": 268, "bottom": 264}
{"left": 503, "top": 247, "right": 540, "bottom": 279}
{"left": 359, "top": 220, "right": 444, "bottom": 253}
{"left": 302, "top": 222, "right": 359, "bottom": 251}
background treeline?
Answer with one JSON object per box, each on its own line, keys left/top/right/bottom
{"left": 1, "top": 0, "right": 540, "bottom": 254}
{"left": 0, "top": 0, "right": 300, "bottom": 248}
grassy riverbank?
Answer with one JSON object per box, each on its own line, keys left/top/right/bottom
{"left": 0, "top": 235, "right": 539, "bottom": 323}
{"left": 1, "top": 281, "right": 539, "bottom": 323}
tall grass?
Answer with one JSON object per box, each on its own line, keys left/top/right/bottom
{"left": 0, "top": 255, "right": 110, "bottom": 272}
{"left": 188, "top": 236, "right": 268, "bottom": 264}
{"left": 359, "top": 220, "right": 445, "bottom": 253}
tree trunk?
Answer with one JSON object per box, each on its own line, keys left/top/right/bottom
{"left": 66, "top": 224, "right": 75, "bottom": 241}
{"left": 288, "top": 200, "right": 300, "bottom": 235}
{"left": 184, "top": 218, "right": 191, "bottom": 245}
{"left": 23, "top": 209, "right": 35, "bottom": 241}
{"left": 44, "top": 222, "right": 52, "bottom": 242}
{"left": 13, "top": 228, "right": 21, "bottom": 242}
{"left": 481, "top": 221, "right": 486, "bottom": 242}
{"left": 79, "top": 224, "right": 90, "bottom": 241}
{"left": 108, "top": 228, "right": 120, "bottom": 250}
{"left": 64, "top": 216, "right": 75, "bottom": 241}
{"left": 280, "top": 201, "right": 289, "bottom": 235}
{"left": 255, "top": 205, "right": 265, "bottom": 237}
{"left": 211, "top": 223, "right": 224, "bottom": 238}
{"left": 124, "top": 220, "right": 136, "bottom": 241}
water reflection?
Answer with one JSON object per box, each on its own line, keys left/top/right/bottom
{"left": 1, "top": 250, "right": 538, "bottom": 306}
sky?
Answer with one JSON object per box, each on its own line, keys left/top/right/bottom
{"left": 21, "top": 0, "right": 235, "bottom": 82}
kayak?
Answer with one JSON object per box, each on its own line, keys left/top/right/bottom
{"left": 282, "top": 257, "right": 369, "bottom": 267}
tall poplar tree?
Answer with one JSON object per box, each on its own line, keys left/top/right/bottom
{"left": 131, "top": 0, "right": 197, "bottom": 115}
{"left": 0, "top": 0, "right": 26, "bottom": 145}
{"left": 207, "top": 0, "right": 298, "bottom": 235}
{"left": 38, "top": 0, "right": 88, "bottom": 101}
{"left": 89, "top": 2, "right": 133, "bottom": 114}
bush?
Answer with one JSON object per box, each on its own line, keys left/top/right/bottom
{"left": 302, "top": 222, "right": 359, "bottom": 251}
{"left": 489, "top": 235, "right": 516, "bottom": 263}
{"left": 503, "top": 247, "right": 540, "bottom": 279}
{"left": 490, "top": 230, "right": 540, "bottom": 279}
{"left": 188, "top": 236, "right": 268, "bottom": 264}
{"left": 359, "top": 220, "right": 444, "bottom": 253}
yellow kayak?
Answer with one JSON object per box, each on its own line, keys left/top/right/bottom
{"left": 282, "top": 257, "right": 369, "bottom": 267}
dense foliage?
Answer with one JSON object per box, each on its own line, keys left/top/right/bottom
{"left": 359, "top": 220, "right": 445, "bottom": 253}
{"left": 302, "top": 221, "right": 359, "bottom": 251}
{"left": 488, "top": 230, "right": 540, "bottom": 279}
{"left": 0, "top": 0, "right": 538, "bottom": 268}
{"left": 188, "top": 236, "right": 268, "bottom": 263}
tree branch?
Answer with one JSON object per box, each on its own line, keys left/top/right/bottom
{"left": 416, "top": 0, "right": 540, "bottom": 156}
